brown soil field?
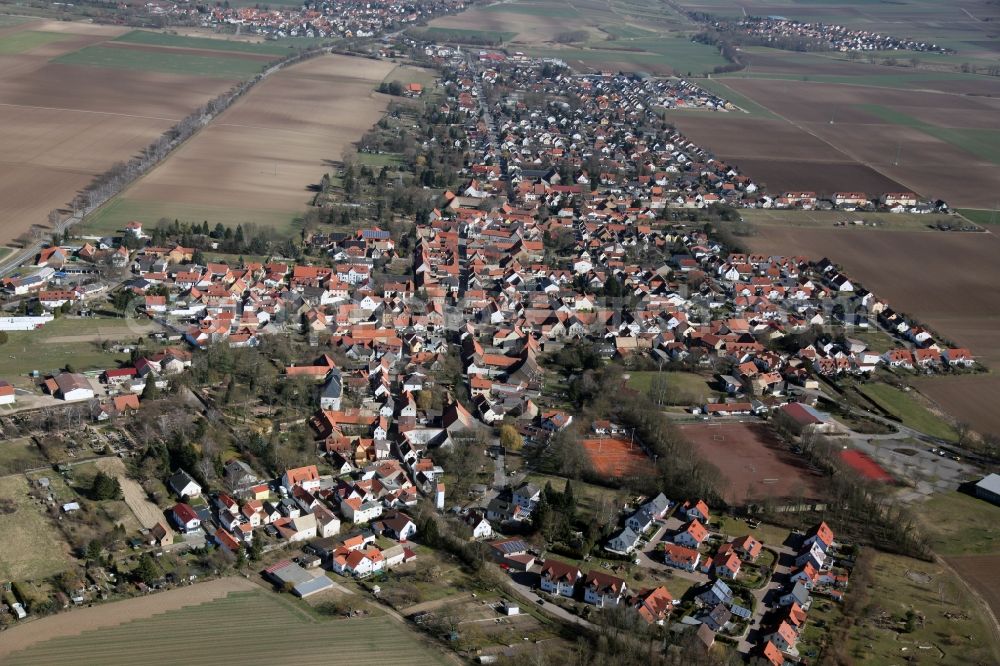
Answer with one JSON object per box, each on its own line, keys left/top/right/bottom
{"left": 735, "top": 158, "right": 907, "bottom": 194}
{"left": 679, "top": 422, "right": 827, "bottom": 504}
{"left": 746, "top": 226, "right": 1000, "bottom": 433}
{"left": 0, "top": 22, "right": 243, "bottom": 247}
{"left": 945, "top": 555, "right": 1000, "bottom": 623}
{"left": 122, "top": 54, "right": 396, "bottom": 223}
{"left": 912, "top": 375, "right": 1000, "bottom": 436}
{"left": 0, "top": 577, "right": 259, "bottom": 660}
{"left": 679, "top": 78, "right": 1000, "bottom": 207}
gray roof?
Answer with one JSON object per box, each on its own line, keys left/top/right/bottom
{"left": 322, "top": 369, "right": 343, "bottom": 398}
{"left": 642, "top": 492, "right": 670, "bottom": 515}
{"left": 976, "top": 473, "right": 1000, "bottom": 495}
{"left": 293, "top": 575, "right": 335, "bottom": 598}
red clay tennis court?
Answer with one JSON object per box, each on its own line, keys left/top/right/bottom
{"left": 839, "top": 449, "right": 893, "bottom": 482}
{"left": 579, "top": 436, "right": 654, "bottom": 479}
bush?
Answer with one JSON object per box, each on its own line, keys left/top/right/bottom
{"left": 91, "top": 471, "right": 122, "bottom": 501}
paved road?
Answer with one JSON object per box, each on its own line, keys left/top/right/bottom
{"left": 503, "top": 572, "right": 595, "bottom": 630}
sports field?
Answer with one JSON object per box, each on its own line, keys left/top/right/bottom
{"left": 5, "top": 588, "right": 451, "bottom": 665}
{"left": 680, "top": 422, "right": 827, "bottom": 504}
{"left": 579, "top": 436, "right": 654, "bottom": 479}
{"left": 839, "top": 449, "right": 893, "bottom": 482}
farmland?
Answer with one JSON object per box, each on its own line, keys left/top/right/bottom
{"left": 54, "top": 45, "right": 269, "bottom": 78}
{"left": 679, "top": 422, "right": 827, "bottom": 504}
{"left": 945, "top": 555, "right": 1000, "bottom": 621}
{"left": 746, "top": 225, "right": 1000, "bottom": 435}
{"left": 89, "top": 54, "right": 397, "bottom": 237}
{"left": 5, "top": 588, "right": 452, "bottom": 665}
{"left": 0, "top": 22, "right": 264, "bottom": 249}
{"left": 0, "top": 474, "right": 74, "bottom": 582}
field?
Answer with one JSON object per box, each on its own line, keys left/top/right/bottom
{"left": 918, "top": 491, "right": 1000, "bottom": 556}
{"left": 843, "top": 551, "right": 1000, "bottom": 665}
{"left": 624, "top": 370, "right": 715, "bottom": 404}
{"left": 88, "top": 54, "right": 396, "bottom": 237}
{"left": 745, "top": 225, "right": 1000, "bottom": 435}
{"left": 679, "top": 422, "right": 827, "bottom": 504}
{"left": 414, "top": 26, "right": 517, "bottom": 44}
{"left": 658, "top": 0, "right": 1000, "bottom": 210}
{"left": 0, "top": 316, "right": 158, "bottom": 385}
{"left": 0, "top": 30, "right": 73, "bottom": 54}
{"left": 945, "top": 555, "right": 1000, "bottom": 623}
{"left": 55, "top": 44, "right": 269, "bottom": 78}
{"left": 111, "top": 30, "right": 300, "bottom": 56}
{"left": 0, "top": 22, "right": 262, "bottom": 248}
{"left": 839, "top": 449, "right": 893, "bottom": 482}
{"left": 524, "top": 472, "right": 628, "bottom": 522}
{"left": 425, "top": 0, "right": 728, "bottom": 75}
{"left": 0, "top": 474, "right": 74, "bottom": 582}
{"left": 858, "top": 384, "right": 957, "bottom": 442}
{"left": 0, "top": 438, "right": 47, "bottom": 475}
{"left": 740, "top": 208, "right": 972, "bottom": 232}
{"left": 6, "top": 587, "right": 451, "bottom": 665}
{"left": 579, "top": 436, "right": 655, "bottom": 479}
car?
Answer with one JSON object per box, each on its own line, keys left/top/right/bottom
{"left": 535, "top": 598, "right": 545, "bottom": 605}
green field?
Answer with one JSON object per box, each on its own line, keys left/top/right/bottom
{"left": 524, "top": 472, "right": 628, "bottom": 522}
{"left": 416, "top": 26, "right": 517, "bottom": 43}
{"left": 113, "top": 30, "right": 299, "bottom": 56}
{"left": 81, "top": 198, "right": 301, "bottom": 236}
{"left": 919, "top": 491, "right": 1000, "bottom": 556}
{"left": 857, "top": 104, "right": 1000, "bottom": 165}
{"left": 0, "top": 438, "right": 47, "bottom": 475}
{"left": 957, "top": 208, "right": 1000, "bottom": 226}
{"left": 600, "top": 24, "right": 657, "bottom": 40}
{"left": 860, "top": 383, "right": 957, "bottom": 441}
{"left": 7, "top": 590, "right": 453, "bottom": 665}
{"left": 0, "top": 30, "right": 73, "bottom": 55}
{"left": 0, "top": 475, "right": 74, "bottom": 582}
{"left": 625, "top": 370, "right": 716, "bottom": 404}
{"left": 481, "top": 2, "right": 578, "bottom": 18}
{"left": 54, "top": 45, "right": 266, "bottom": 78}
{"left": 0, "top": 14, "right": 32, "bottom": 27}
{"left": 526, "top": 36, "right": 728, "bottom": 75}
{"left": 0, "top": 317, "right": 152, "bottom": 384}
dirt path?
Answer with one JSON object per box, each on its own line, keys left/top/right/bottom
{"left": 399, "top": 592, "right": 472, "bottom": 616}
{"left": 95, "top": 458, "right": 171, "bottom": 537}
{"left": 0, "top": 577, "right": 257, "bottom": 660}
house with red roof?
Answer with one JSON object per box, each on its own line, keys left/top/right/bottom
{"left": 630, "top": 586, "right": 673, "bottom": 624}
{"left": 281, "top": 465, "right": 321, "bottom": 492}
{"left": 540, "top": 560, "right": 581, "bottom": 597}
{"left": 673, "top": 519, "right": 708, "bottom": 549}
{"left": 583, "top": 571, "right": 627, "bottom": 607}
{"left": 662, "top": 543, "right": 701, "bottom": 571}
{"left": 171, "top": 503, "right": 201, "bottom": 532}
{"left": 732, "top": 534, "right": 763, "bottom": 561}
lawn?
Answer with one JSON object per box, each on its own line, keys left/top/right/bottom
{"left": 918, "top": 491, "right": 1000, "bottom": 556}
{"left": 355, "top": 152, "right": 404, "bottom": 169}
{"left": 859, "top": 383, "right": 957, "bottom": 441}
{"left": 741, "top": 208, "right": 963, "bottom": 232}
{"left": 0, "top": 30, "right": 72, "bottom": 55}
{"left": 0, "top": 475, "right": 74, "bottom": 582}
{"left": 525, "top": 37, "right": 728, "bottom": 75}
{"left": 841, "top": 551, "right": 1000, "bottom": 665}
{"left": 625, "top": 370, "right": 715, "bottom": 405}
{"left": 857, "top": 104, "right": 1000, "bottom": 165}
{"left": 6, "top": 590, "right": 453, "bottom": 665}
{"left": 480, "top": 2, "right": 578, "bottom": 18}
{"left": 112, "top": 30, "right": 298, "bottom": 56}
{"left": 524, "top": 472, "right": 628, "bottom": 523}
{"left": 0, "top": 316, "right": 149, "bottom": 383}
{"left": 54, "top": 45, "right": 267, "bottom": 78}
{"left": 0, "top": 438, "right": 48, "bottom": 475}
{"left": 81, "top": 197, "right": 302, "bottom": 237}
{"left": 957, "top": 208, "right": 1000, "bottom": 226}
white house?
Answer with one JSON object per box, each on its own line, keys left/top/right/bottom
{"left": 583, "top": 572, "right": 627, "bottom": 607}
{"left": 167, "top": 469, "right": 202, "bottom": 499}
{"left": 340, "top": 497, "right": 383, "bottom": 523}
{"left": 171, "top": 503, "right": 201, "bottom": 532}
{"left": 606, "top": 526, "right": 641, "bottom": 555}
{"left": 539, "top": 560, "right": 581, "bottom": 598}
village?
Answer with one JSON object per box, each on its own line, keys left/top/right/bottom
{"left": 0, "top": 34, "right": 996, "bottom": 666}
